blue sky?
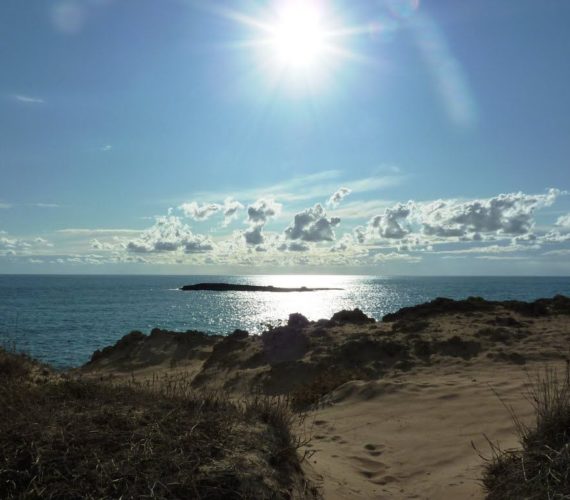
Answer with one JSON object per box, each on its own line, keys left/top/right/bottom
{"left": 1, "top": 0, "right": 569, "bottom": 274}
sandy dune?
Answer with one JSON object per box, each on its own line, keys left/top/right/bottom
{"left": 302, "top": 362, "right": 552, "bottom": 499}
{"left": 81, "top": 296, "right": 570, "bottom": 499}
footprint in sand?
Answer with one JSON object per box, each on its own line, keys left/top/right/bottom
{"left": 364, "top": 443, "right": 385, "bottom": 457}
{"left": 372, "top": 475, "right": 399, "bottom": 486}
{"left": 350, "top": 455, "right": 390, "bottom": 480}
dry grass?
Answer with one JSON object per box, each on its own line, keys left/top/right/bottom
{"left": 482, "top": 364, "right": 570, "bottom": 499}
{"left": 0, "top": 349, "right": 317, "bottom": 500}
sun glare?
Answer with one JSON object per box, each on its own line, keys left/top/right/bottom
{"left": 270, "top": 4, "right": 327, "bottom": 69}
{"left": 216, "top": 0, "right": 362, "bottom": 86}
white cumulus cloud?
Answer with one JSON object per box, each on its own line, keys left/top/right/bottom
{"left": 180, "top": 201, "right": 221, "bottom": 221}
{"left": 127, "top": 216, "right": 214, "bottom": 254}
{"left": 222, "top": 197, "right": 244, "bottom": 226}
{"left": 556, "top": 213, "right": 570, "bottom": 228}
{"left": 243, "top": 198, "right": 282, "bottom": 246}
{"left": 284, "top": 204, "right": 340, "bottom": 243}
{"left": 327, "top": 187, "right": 352, "bottom": 208}
{"left": 370, "top": 203, "right": 413, "bottom": 239}
{"left": 419, "top": 189, "right": 562, "bottom": 239}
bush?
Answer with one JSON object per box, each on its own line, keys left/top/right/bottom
{"left": 482, "top": 365, "right": 570, "bottom": 499}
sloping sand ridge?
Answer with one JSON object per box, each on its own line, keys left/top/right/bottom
{"left": 81, "top": 295, "right": 570, "bottom": 499}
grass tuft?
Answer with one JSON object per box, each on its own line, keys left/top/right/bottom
{"left": 481, "top": 364, "right": 570, "bottom": 499}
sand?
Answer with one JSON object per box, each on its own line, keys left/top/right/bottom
{"left": 80, "top": 296, "right": 570, "bottom": 499}
{"left": 301, "top": 363, "right": 547, "bottom": 499}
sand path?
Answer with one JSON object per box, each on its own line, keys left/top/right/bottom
{"left": 302, "top": 361, "right": 551, "bottom": 499}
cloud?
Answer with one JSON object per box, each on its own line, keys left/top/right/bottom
{"left": 329, "top": 199, "right": 394, "bottom": 220}
{"left": 373, "top": 252, "right": 422, "bottom": 263}
{"left": 542, "top": 249, "right": 570, "bottom": 257}
{"left": 434, "top": 244, "right": 536, "bottom": 255}
{"left": 184, "top": 239, "right": 215, "bottom": 254}
{"left": 190, "top": 169, "right": 405, "bottom": 204}
{"left": 556, "top": 214, "right": 570, "bottom": 228}
{"left": 89, "top": 239, "right": 117, "bottom": 251}
{"left": 540, "top": 230, "right": 570, "bottom": 243}
{"left": 283, "top": 242, "right": 310, "bottom": 252}
{"left": 57, "top": 228, "right": 142, "bottom": 236}
{"left": 370, "top": 203, "right": 413, "bottom": 239}
{"left": 242, "top": 198, "right": 282, "bottom": 246}
{"left": 10, "top": 187, "right": 567, "bottom": 270}
{"left": 0, "top": 202, "right": 58, "bottom": 209}
{"left": 330, "top": 233, "right": 361, "bottom": 253}
{"left": 247, "top": 198, "right": 281, "bottom": 224}
{"left": 353, "top": 226, "right": 367, "bottom": 244}
{"left": 244, "top": 225, "right": 263, "bottom": 245}
{"left": 0, "top": 234, "right": 52, "bottom": 256}
{"left": 419, "top": 189, "right": 562, "bottom": 239}
{"left": 127, "top": 216, "right": 214, "bottom": 254}
{"left": 284, "top": 204, "right": 340, "bottom": 243}
{"left": 178, "top": 197, "right": 244, "bottom": 225}
{"left": 222, "top": 197, "right": 244, "bottom": 225}
{"left": 475, "top": 255, "right": 528, "bottom": 261}
{"left": 101, "top": 145, "right": 112, "bottom": 152}
{"left": 13, "top": 94, "right": 44, "bottom": 104}
{"left": 33, "top": 203, "right": 60, "bottom": 208}
{"left": 180, "top": 201, "right": 221, "bottom": 221}
{"left": 327, "top": 187, "right": 352, "bottom": 208}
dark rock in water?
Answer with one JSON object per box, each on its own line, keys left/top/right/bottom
{"left": 330, "top": 308, "right": 375, "bottom": 325}
{"left": 180, "top": 283, "right": 342, "bottom": 292}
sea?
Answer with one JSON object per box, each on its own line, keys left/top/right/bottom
{"left": 1, "top": 274, "right": 569, "bottom": 369}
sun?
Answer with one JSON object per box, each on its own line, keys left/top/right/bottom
{"left": 213, "top": 0, "right": 361, "bottom": 86}
{"left": 269, "top": 3, "right": 327, "bottom": 70}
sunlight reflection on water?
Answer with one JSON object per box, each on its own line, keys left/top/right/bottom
{"left": 1, "top": 274, "right": 569, "bottom": 368}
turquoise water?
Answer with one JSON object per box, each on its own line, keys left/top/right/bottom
{"left": 1, "top": 274, "right": 569, "bottom": 368}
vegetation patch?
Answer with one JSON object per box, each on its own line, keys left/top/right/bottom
{"left": 482, "top": 366, "right": 570, "bottom": 499}
{"left": 0, "top": 349, "right": 316, "bottom": 500}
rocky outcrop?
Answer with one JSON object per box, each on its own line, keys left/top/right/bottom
{"left": 180, "top": 283, "right": 342, "bottom": 292}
